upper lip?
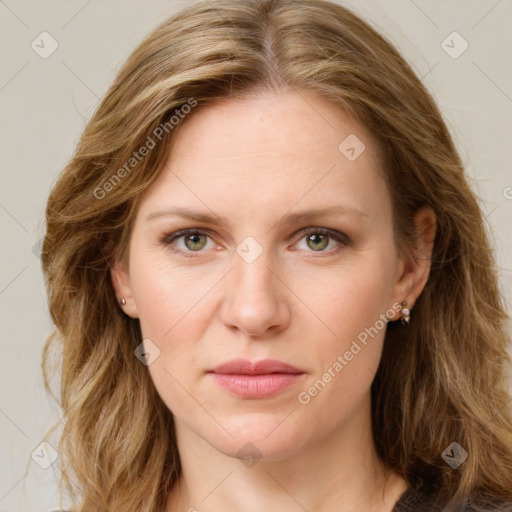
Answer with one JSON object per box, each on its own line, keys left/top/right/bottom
{"left": 208, "top": 358, "right": 304, "bottom": 375}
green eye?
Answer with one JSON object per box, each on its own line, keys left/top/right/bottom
{"left": 161, "top": 227, "right": 349, "bottom": 259}
{"left": 183, "top": 233, "right": 208, "bottom": 251}
{"left": 306, "top": 233, "right": 329, "bottom": 251}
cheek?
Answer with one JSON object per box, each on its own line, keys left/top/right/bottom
{"left": 291, "top": 250, "right": 394, "bottom": 417}
{"left": 130, "top": 246, "right": 214, "bottom": 340}
{"left": 296, "top": 341, "right": 382, "bottom": 445}
{"left": 293, "top": 251, "right": 395, "bottom": 352}
{"left": 128, "top": 247, "right": 217, "bottom": 415}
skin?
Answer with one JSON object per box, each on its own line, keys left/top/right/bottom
{"left": 111, "top": 90, "right": 436, "bottom": 512}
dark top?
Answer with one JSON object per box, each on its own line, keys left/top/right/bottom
{"left": 391, "top": 484, "right": 511, "bottom": 512}
{"left": 392, "top": 485, "right": 458, "bottom": 511}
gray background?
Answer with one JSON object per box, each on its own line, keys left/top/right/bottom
{"left": 1, "top": 1, "right": 511, "bottom": 510}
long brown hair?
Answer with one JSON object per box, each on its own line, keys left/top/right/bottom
{"left": 41, "top": 1, "right": 512, "bottom": 510}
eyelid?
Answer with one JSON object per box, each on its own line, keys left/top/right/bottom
{"left": 160, "top": 228, "right": 217, "bottom": 246}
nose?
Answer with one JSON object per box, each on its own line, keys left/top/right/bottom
{"left": 220, "top": 248, "right": 291, "bottom": 338}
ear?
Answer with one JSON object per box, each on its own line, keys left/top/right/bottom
{"left": 110, "top": 250, "right": 140, "bottom": 319}
{"left": 390, "top": 205, "right": 437, "bottom": 313}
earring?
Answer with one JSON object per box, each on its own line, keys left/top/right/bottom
{"left": 401, "top": 301, "right": 410, "bottom": 326}
{"left": 120, "top": 298, "right": 126, "bottom": 306}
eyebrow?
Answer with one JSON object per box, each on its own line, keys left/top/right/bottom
{"left": 145, "top": 205, "right": 367, "bottom": 226}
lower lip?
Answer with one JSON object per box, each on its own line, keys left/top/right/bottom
{"left": 209, "top": 373, "right": 304, "bottom": 398}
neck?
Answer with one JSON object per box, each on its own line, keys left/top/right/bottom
{"left": 165, "top": 394, "right": 407, "bottom": 512}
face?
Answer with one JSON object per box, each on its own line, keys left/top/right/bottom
{"left": 113, "top": 90, "right": 411, "bottom": 461}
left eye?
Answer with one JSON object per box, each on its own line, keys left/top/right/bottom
{"left": 161, "top": 228, "right": 349, "bottom": 257}
{"left": 296, "top": 230, "right": 345, "bottom": 252}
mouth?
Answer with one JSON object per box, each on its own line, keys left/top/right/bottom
{"left": 207, "top": 358, "right": 306, "bottom": 399}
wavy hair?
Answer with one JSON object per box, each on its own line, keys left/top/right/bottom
{"left": 41, "top": 0, "right": 512, "bottom": 510}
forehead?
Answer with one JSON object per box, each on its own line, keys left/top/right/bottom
{"left": 168, "top": 91, "right": 379, "bottom": 167}
{"left": 137, "top": 91, "right": 390, "bottom": 223}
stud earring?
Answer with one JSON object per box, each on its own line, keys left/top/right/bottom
{"left": 401, "top": 301, "right": 411, "bottom": 326}
{"left": 120, "top": 298, "right": 126, "bottom": 306}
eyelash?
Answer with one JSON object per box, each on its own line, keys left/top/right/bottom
{"left": 159, "top": 227, "right": 350, "bottom": 259}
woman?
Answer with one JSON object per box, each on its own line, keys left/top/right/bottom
{"left": 41, "top": 0, "right": 512, "bottom": 511}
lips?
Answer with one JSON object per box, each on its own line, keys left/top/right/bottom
{"left": 207, "top": 359, "right": 305, "bottom": 399}
{"left": 208, "top": 358, "right": 304, "bottom": 375}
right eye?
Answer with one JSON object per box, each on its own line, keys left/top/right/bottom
{"left": 160, "top": 229, "right": 217, "bottom": 258}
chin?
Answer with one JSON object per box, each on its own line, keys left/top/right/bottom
{"left": 199, "top": 411, "right": 310, "bottom": 462}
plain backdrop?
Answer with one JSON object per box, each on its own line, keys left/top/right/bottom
{"left": 1, "top": 1, "right": 511, "bottom": 510}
